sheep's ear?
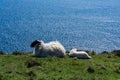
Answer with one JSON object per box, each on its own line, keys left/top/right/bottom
{"left": 30, "top": 40, "right": 41, "bottom": 47}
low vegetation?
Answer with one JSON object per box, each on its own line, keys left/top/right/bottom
{"left": 0, "top": 50, "right": 120, "bottom": 80}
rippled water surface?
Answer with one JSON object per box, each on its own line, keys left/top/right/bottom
{"left": 0, "top": 0, "right": 120, "bottom": 53}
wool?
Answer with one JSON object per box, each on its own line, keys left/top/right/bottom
{"left": 30, "top": 40, "right": 66, "bottom": 57}
{"left": 69, "top": 48, "right": 92, "bottom": 59}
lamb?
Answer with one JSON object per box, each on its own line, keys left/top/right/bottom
{"left": 30, "top": 40, "right": 66, "bottom": 57}
{"left": 69, "top": 48, "right": 92, "bottom": 59}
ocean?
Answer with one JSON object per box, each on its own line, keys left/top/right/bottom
{"left": 0, "top": 0, "right": 120, "bottom": 53}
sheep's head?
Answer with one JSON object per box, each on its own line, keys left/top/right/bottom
{"left": 30, "top": 40, "right": 42, "bottom": 48}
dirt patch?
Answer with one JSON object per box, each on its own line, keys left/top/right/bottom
{"left": 25, "top": 60, "right": 41, "bottom": 68}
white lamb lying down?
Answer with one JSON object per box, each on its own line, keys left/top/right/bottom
{"left": 30, "top": 40, "right": 66, "bottom": 57}
{"left": 69, "top": 48, "right": 92, "bottom": 59}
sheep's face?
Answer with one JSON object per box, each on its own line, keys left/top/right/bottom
{"left": 30, "top": 40, "right": 41, "bottom": 48}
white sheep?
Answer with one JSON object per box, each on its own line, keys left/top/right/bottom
{"left": 69, "top": 48, "right": 92, "bottom": 59}
{"left": 30, "top": 40, "right": 66, "bottom": 57}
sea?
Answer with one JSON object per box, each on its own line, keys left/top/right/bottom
{"left": 0, "top": 0, "right": 120, "bottom": 53}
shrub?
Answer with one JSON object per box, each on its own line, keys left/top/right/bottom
{"left": 12, "top": 51, "right": 24, "bottom": 55}
{"left": 111, "top": 50, "right": 120, "bottom": 57}
{"left": 26, "top": 71, "right": 36, "bottom": 80}
{"left": 90, "top": 51, "right": 96, "bottom": 55}
{"left": 0, "top": 51, "right": 5, "bottom": 55}
{"left": 26, "top": 71, "right": 36, "bottom": 77}
{"left": 87, "top": 66, "right": 95, "bottom": 73}
{"left": 115, "top": 67, "right": 120, "bottom": 74}
{"left": 107, "top": 54, "right": 112, "bottom": 58}
{"left": 101, "top": 51, "right": 109, "bottom": 54}
{"left": 25, "top": 60, "right": 41, "bottom": 68}
{"left": 0, "top": 73, "right": 3, "bottom": 80}
{"left": 12, "top": 51, "right": 31, "bottom": 55}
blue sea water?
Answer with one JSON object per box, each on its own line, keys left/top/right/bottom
{"left": 0, "top": 0, "right": 120, "bottom": 53}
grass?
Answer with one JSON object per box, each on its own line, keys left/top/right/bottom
{"left": 0, "top": 51, "right": 120, "bottom": 80}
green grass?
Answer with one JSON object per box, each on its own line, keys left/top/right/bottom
{"left": 0, "top": 52, "right": 120, "bottom": 80}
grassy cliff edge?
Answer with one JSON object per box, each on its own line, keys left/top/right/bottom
{"left": 0, "top": 50, "right": 120, "bottom": 80}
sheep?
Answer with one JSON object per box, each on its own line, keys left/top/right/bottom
{"left": 30, "top": 40, "right": 66, "bottom": 57}
{"left": 69, "top": 48, "right": 92, "bottom": 59}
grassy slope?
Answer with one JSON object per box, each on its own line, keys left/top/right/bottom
{"left": 0, "top": 53, "right": 120, "bottom": 80}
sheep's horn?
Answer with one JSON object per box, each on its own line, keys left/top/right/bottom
{"left": 30, "top": 40, "right": 41, "bottom": 47}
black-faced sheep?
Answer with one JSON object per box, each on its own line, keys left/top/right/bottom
{"left": 69, "top": 48, "right": 92, "bottom": 59}
{"left": 30, "top": 40, "right": 66, "bottom": 57}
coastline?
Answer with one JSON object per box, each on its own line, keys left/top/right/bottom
{"left": 0, "top": 50, "right": 120, "bottom": 80}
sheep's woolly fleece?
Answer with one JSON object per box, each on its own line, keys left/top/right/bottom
{"left": 31, "top": 40, "right": 66, "bottom": 57}
{"left": 69, "top": 48, "right": 92, "bottom": 59}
